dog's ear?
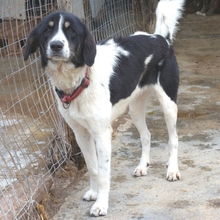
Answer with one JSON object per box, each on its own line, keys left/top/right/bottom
{"left": 83, "top": 27, "right": 96, "bottom": 67}
{"left": 23, "top": 27, "right": 39, "bottom": 61}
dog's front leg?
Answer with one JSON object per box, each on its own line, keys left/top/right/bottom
{"left": 73, "top": 127, "right": 99, "bottom": 201}
{"left": 90, "top": 128, "right": 112, "bottom": 217}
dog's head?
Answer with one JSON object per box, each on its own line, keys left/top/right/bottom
{"left": 24, "top": 11, "right": 96, "bottom": 67}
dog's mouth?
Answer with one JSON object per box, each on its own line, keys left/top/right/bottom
{"left": 47, "top": 51, "right": 71, "bottom": 62}
{"left": 49, "top": 54, "right": 68, "bottom": 60}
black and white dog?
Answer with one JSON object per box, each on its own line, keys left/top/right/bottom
{"left": 24, "top": 0, "right": 184, "bottom": 216}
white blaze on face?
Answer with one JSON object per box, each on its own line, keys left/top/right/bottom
{"left": 47, "top": 14, "right": 70, "bottom": 60}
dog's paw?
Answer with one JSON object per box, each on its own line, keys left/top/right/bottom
{"left": 195, "top": 11, "right": 206, "bottom": 16}
{"left": 166, "top": 168, "right": 180, "bottom": 181}
{"left": 90, "top": 203, "right": 108, "bottom": 216}
{"left": 83, "top": 189, "right": 97, "bottom": 201}
{"left": 133, "top": 165, "right": 148, "bottom": 177}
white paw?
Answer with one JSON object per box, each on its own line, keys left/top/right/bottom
{"left": 196, "top": 11, "right": 202, "bottom": 15}
{"left": 195, "top": 11, "right": 206, "bottom": 16}
{"left": 166, "top": 166, "right": 180, "bottom": 181}
{"left": 90, "top": 202, "right": 108, "bottom": 216}
{"left": 83, "top": 189, "right": 97, "bottom": 201}
{"left": 133, "top": 165, "right": 148, "bottom": 177}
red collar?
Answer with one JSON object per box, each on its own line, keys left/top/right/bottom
{"left": 55, "top": 66, "right": 89, "bottom": 109}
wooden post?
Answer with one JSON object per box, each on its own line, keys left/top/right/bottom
{"left": 57, "top": 0, "right": 72, "bottom": 12}
{"left": 65, "top": 123, "right": 85, "bottom": 170}
{"left": 133, "top": 0, "right": 158, "bottom": 33}
{"left": 55, "top": 0, "right": 85, "bottom": 170}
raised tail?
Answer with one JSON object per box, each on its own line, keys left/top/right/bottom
{"left": 154, "top": 0, "right": 185, "bottom": 44}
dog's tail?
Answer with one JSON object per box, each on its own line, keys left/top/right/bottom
{"left": 154, "top": 0, "right": 185, "bottom": 44}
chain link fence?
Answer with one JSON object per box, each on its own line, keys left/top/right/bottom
{"left": 0, "top": 0, "right": 154, "bottom": 219}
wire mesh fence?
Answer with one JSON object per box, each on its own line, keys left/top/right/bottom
{"left": 0, "top": 0, "right": 154, "bottom": 219}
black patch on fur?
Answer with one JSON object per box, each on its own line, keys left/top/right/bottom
{"left": 139, "top": 47, "right": 179, "bottom": 103}
{"left": 159, "top": 47, "right": 179, "bottom": 103}
{"left": 107, "top": 34, "right": 179, "bottom": 105}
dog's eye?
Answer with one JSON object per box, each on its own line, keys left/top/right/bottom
{"left": 45, "top": 28, "right": 51, "bottom": 34}
{"left": 68, "top": 29, "right": 75, "bottom": 35}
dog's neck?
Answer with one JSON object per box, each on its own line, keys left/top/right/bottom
{"left": 45, "top": 60, "right": 87, "bottom": 94}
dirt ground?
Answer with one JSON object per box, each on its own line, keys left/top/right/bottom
{"left": 44, "top": 13, "right": 220, "bottom": 220}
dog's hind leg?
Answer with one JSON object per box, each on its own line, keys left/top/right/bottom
{"left": 153, "top": 84, "right": 180, "bottom": 181}
{"left": 129, "top": 89, "right": 151, "bottom": 177}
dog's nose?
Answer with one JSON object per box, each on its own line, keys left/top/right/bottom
{"left": 50, "top": 41, "right": 64, "bottom": 52}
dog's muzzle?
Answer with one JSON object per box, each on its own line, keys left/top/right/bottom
{"left": 47, "top": 40, "right": 70, "bottom": 60}
{"left": 50, "top": 40, "right": 64, "bottom": 52}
